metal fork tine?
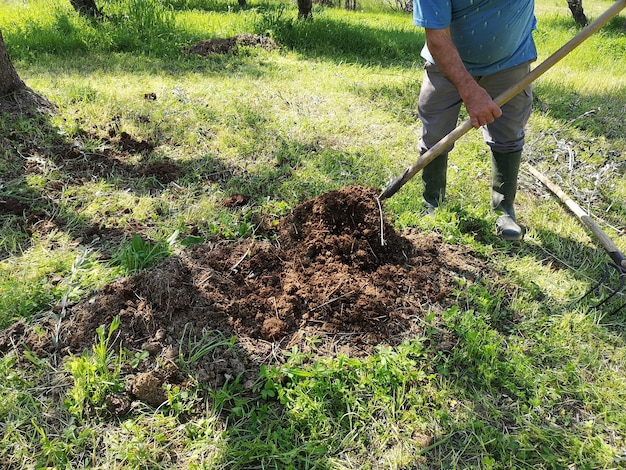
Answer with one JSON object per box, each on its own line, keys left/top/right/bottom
{"left": 584, "top": 263, "right": 626, "bottom": 310}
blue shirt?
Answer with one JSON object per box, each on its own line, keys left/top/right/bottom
{"left": 413, "top": 0, "right": 537, "bottom": 75}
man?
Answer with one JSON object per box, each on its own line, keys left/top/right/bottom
{"left": 413, "top": 0, "right": 537, "bottom": 240}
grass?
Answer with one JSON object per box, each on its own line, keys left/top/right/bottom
{"left": 1, "top": 0, "right": 626, "bottom": 468}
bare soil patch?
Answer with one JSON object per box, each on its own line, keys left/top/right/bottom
{"left": 1, "top": 185, "right": 485, "bottom": 408}
{"left": 185, "top": 34, "right": 279, "bottom": 56}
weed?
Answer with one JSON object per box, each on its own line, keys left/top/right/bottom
{"left": 64, "top": 316, "right": 125, "bottom": 419}
{"left": 0, "top": 243, "right": 113, "bottom": 328}
{"left": 104, "top": 0, "right": 179, "bottom": 54}
{"left": 111, "top": 234, "right": 174, "bottom": 273}
{"left": 178, "top": 324, "right": 237, "bottom": 372}
{"left": 242, "top": 340, "right": 435, "bottom": 467}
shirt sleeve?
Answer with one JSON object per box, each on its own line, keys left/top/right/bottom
{"left": 413, "top": 0, "right": 452, "bottom": 29}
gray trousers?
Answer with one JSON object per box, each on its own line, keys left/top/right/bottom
{"left": 418, "top": 61, "right": 533, "bottom": 154}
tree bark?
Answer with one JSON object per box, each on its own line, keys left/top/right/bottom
{"left": 69, "top": 0, "right": 102, "bottom": 18}
{"left": 567, "top": 0, "right": 588, "bottom": 26}
{"left": 297, "top": 0, "right": 313, "bottom": 19}
{"left": 0, "top": 30, "right": 26, "bottom": 97}
{"left": 0, "top": 30, "right": 56, "bottom": 115}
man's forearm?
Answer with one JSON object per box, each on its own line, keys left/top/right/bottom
{"left": 425, "top": 28, "right": 502, "bottom": 127}
{"left": 425, "top": 28, "right": 479, "bottom": 101}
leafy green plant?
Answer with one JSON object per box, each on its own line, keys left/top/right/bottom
{"left": 178, "top": 324, "right": 237, "bottom": 372}
{"left": 111, "top": 234, "right": 174, "bottom": 273}
{"left": 245, "top": 340, "right": 435, "bottom": 467}
{"left": 64, "top": 316, "right": 125, "bottom": 419}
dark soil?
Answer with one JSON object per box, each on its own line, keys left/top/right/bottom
{"left": 185, "top": 34, "right": 279, "bottom": 56}
{"left": 0, "top": 196, "right": 28, "bottom": 216}
{"left": 1, "top": 184, "right": 485, "bottom": 408}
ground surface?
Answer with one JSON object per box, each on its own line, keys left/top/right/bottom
{"left": 1, "top": 98, "right": 486, "bottom": 408}
{"left": 2, "top": 182, "right": 486, "bottom": 407}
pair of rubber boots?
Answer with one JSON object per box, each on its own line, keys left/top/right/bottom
{"left": 422, "top": 150, "right": 524, "bottom": 241}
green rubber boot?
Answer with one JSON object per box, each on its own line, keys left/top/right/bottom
{"left": 491, "top": 150, "right": 524, "bottom": 241}
{"left": 422, "top": 152, "right": 448, "bottom": 214}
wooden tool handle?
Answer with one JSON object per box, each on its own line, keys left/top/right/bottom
{"left": 527, "top": 164, "right": 626, "bottom": 271}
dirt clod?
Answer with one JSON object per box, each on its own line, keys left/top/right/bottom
{"left": 128, "top": 371, "right": 167, "bottom": 406}
{"left": 262, "top": 317, "right": 288, "bottom": 341}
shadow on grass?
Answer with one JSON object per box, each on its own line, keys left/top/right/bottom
{"left": 255, "top": 6, "right": 421, "bottom": 65}
{"left": 532, "top": 82, "right": 626, "bottom": 140}
{"left": 540, "top": 11, "right": 626, "bottom": 33}
{"left": 426, "top": 200, "right": 626, "bottom": 327}
{"left": 525, "top": 226, "right": 626, "bottom": 315}
{"left": 0, "top": 109, "right": 168, "bottom": 255}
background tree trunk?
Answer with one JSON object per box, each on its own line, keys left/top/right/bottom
{"left": 567, "top": 0, "right": 588, "bottom": 26}
{"left": 297, "top": 0, "right": 313, "bottom": 19}
{"left": 0, "top": 30, "right": 26, "bottom": 96}
{"left": 69, "top": 0, "right": 102, "bottom": 18}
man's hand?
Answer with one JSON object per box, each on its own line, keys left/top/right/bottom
{"left": 425, "top": 28, "right": 502, "bottom": 128}
{"left": 462, "top": 83, "right": 503, "bottom": 128}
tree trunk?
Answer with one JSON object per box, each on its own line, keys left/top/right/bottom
{"left": 69, "top": 0, "right": 102, "bottom": 18}
{"left": 567, "top": 0, "right": 588, "bottom": 26}
{"left": 297, "top": 0, "right": 313, "bottom": 19}
{"left": 0, "top": 30, "right": 56, "bottom": 115}
{"left": 0, "top": 30, "right": 26, "bottom": 97}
